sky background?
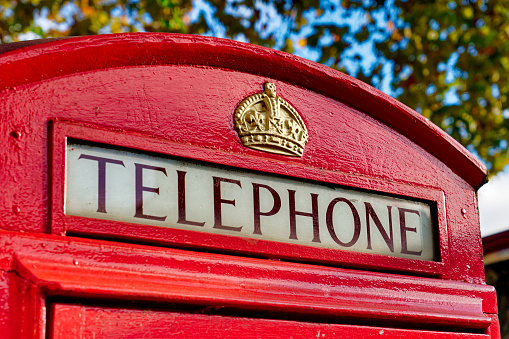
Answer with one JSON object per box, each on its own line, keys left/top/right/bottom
{"left": 479, "top": 168, "right": 509, "bottom": 237}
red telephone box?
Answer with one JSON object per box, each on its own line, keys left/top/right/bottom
{"left": 0, "top": 33, "right": 499, "bottom": 338}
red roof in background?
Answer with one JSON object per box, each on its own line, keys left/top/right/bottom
{"left": 483, "top": 229, "right": 509, "bottom": 255}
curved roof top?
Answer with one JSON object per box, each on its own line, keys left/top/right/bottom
{"left": 0, "top": 33, "right": 488, "bottom": 189}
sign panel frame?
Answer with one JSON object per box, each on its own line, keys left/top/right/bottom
{"left": 65, "top": 142, "right": 436, "bottom": 261}
{"left": 51, "top": 119, "right": 449, "bottom": 276}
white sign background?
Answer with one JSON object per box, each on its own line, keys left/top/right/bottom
{"left": 66, "top": 142, "right": 436, "bottom": 261}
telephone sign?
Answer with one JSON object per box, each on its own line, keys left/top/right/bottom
{"left": 67, "top": 142, "right": 435, "bottom": 260}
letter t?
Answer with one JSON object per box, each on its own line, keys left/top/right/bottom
{"left": 78, "top": 154, "right": 125, "bottom": 213}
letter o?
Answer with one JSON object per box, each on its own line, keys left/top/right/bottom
{"left": 326, "top": 198, "right": 361, "bottom": 247}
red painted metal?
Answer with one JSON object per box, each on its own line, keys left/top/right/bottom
{"left": 0, "top": 33, "right": 497, "bottom": 337}
{"left": 50, "top": 304, "right": 493, "bottom": 339}
{"left": 0, "top": 34, "right": 487, "bottom": 190}
{"left": 1, "top": 231, "right": 499, "bottom": 337}
{"left": 0, "top": 34, "right": 486, "bottom": 282}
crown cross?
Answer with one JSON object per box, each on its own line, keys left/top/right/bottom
{"left": 234, "top": 83, "right": 308, "bottom": 157}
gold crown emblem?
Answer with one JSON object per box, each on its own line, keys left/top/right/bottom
{"left": 234, "top": 83, "right": 308, "bottom": 157}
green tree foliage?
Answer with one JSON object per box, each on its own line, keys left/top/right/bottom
{"left": 0, "top": 0, "right": 192, "bottom": 40}
{"left": 1, "top": 0, "right": 508, "bottom": 174}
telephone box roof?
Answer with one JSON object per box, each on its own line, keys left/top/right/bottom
{"left": 0, "top": 33, "right": 488, "bottom": 189}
